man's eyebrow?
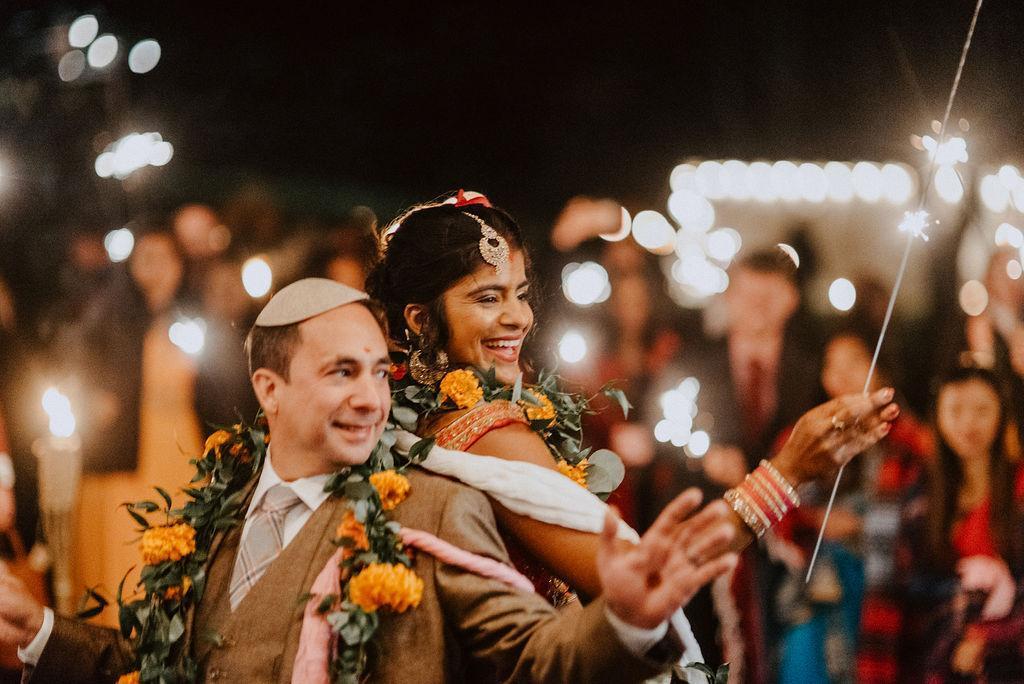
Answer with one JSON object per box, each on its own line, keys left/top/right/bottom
{"left": 320, "top": 355, "right": 358, "bottom": 370}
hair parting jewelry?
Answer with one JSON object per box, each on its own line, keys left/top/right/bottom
{"left": 462, "top": 212, "right": 510, "bottom": 276}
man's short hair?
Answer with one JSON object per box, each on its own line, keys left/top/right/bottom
{"left": 245, "top": 299, "right": 389, "bottom": 380}
{"left": 734, "top": 249, "right": 799, "bottom": 287}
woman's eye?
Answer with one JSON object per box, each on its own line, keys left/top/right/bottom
{"left": 478, "top": 295, "right": 499, "bottom": 304}
{"left": 518, "top": 291, "right": 530, "bottom": 301}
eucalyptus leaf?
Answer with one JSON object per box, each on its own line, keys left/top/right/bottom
{"left": 168, "top": 613, "right": 185, "bottom": 643}
{"left": 345, "top": 481, "right": 375, "bottom": 501}
{"left": 154, "top": 487, "right": 173, "bottom": 509}
{"left": 584, "top": 449, "right": 625, "bottom": 495}
{"left": 391, "top": 406, "right": 419, "bottom": 431}
{"left": 602, "top": 387, "right": 633, "bottom": 419}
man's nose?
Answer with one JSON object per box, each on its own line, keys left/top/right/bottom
{"left": 347, "top": 374, "right": 386, "bottom": 413}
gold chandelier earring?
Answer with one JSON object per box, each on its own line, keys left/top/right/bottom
{"left": 408, "top": 333, "right": 449, "bottom": 386}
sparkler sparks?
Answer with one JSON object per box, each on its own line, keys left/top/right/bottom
{"left": 898, "top": 209, "right": 931, "bottom": 242}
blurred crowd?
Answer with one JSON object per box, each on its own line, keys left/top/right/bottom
{"left": 559, "top": 230, "right": 1024, "bottom": 683}
{"left": 1, "top": 193, "right": 1023, "bottom": 682}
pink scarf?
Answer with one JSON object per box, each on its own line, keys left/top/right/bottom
{"left": 291, "top": 526, "right": 535, "bottom": 683}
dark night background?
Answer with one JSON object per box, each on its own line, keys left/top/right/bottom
{"left": 0, "top": 1, "right": 1019, "bottom": 321}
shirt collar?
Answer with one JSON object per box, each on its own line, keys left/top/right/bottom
{"left": 245, "top": 446, "right": 334, "bottom": 518}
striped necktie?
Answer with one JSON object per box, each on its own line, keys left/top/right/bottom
{"left": 228, "top": 483, "right": 305, "bottom": 610}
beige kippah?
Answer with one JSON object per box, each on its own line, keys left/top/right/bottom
{"left": 254, "top": 277, "right": 368, "bottom": 327}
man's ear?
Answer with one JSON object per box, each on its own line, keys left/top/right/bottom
{"left": 404, "top": 304, "right": 427, "bottom": 337}
{"left": 251, "top": 368, "right": 284, "bottom": 417}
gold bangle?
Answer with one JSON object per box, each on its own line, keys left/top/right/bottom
{"left": 725, "top": 488, "right": 769, "bottom": 538}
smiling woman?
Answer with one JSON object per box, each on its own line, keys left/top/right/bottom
{"left": 367, "top": 191, "right": 902, "bottom": 623}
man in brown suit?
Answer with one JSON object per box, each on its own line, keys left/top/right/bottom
{"left": 0, "top": 279, "right": 741, "bottom": 683}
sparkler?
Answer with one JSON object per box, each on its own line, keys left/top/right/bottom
{"left": 806, "top": 0, "right": 985, "bottom": 582}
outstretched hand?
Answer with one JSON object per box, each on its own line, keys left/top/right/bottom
{"left": 597, "top": 488, "right": 738, "bottom": 630}
{"left": 772, "top": 387, "right": 899, "bottom": 486}
{"left": 0, "top": 562, "right": 44, "bottom": 649}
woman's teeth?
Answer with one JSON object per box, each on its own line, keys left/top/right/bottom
{"left": 484, "top": 340, "right": 521, "bottom": 349}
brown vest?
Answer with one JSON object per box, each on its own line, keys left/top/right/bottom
{"left": 189, "top": 494, "right": 347, "bottom": 682}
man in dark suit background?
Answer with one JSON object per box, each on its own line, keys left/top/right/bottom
{"left": 641, "top": 248, "right": 825, "bottom": 683}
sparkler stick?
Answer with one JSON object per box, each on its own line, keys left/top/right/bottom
{"left": 806, "top": 0, "right": 985, "bottom": 582}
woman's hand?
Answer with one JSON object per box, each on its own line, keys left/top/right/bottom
{"left": 770, "top": 388, "right": 898, "bottom": 486}
{"left": 958, "top": 555, "right": 1016, "bottom": 621}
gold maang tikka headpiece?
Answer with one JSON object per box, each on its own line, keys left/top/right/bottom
{"left": 463, "top": 212, "right": 509, "bottom": 276}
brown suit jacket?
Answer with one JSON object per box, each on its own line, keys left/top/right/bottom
{"left": 28, "top": 469, "right": 673, "bottom": 683}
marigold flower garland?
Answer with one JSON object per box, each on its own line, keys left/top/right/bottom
{"left": 82, "top": 416, "right": 421, "bottom": 684}
{"left": 390, "top": 361, "right": 629, "bottom": 500}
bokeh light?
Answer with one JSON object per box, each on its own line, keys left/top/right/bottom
{"left": 1007, "top": 260, "right": 1023, "bottom": 281}
{"left": 798, "top": 163, "right": 828, "bottom": 202}
{"left": 103, "top": 227, "right": 135, "bottom": 262}
{"left": 852, "top": 162, "right": 882, "bottom": 202}
{"left": 42, "top": 387, "right": 76, "bottom": 438}
{"left": 599, "top": 206, "right": 632, "bottom": 242}
{"left": 557, "top": 330, "right": 588, "bottom": 364}
{"left": 668, "top": 190, "right": 715, "bottom": 233}
{"left": 770, "top": 161, "right": 801, "bottom": 201}
{"left": 881, "top": 164, "right": 915, "bottom": 204}
{"left": 562, "top": 261, "right": 611, "bottom": 306}
{"left": 687, "top": 431, "right": 710, "bottom": 457}
{"left": 95, "top": 133, "right": 174, "bottom": 179}
{"left": 58, "top": 50, "right": 86, "bottom": 82}
{"left": 128, "top": 39, "right": 161, "bottom": 74}
{"left": 68, "top": 15, "right": 98, "bottom": 48}
{"left": 669, "top": 163, "right": 698, "bottom": 193}
{"left": 631, "top": 210, "right": 676, "bottom": 253}
{"left": 87, "top": 34, "right": 119, "bottom": 69}
{"left": 959, "top": 280, "right": 988, "bottom": 317}
{"left": 706, "top": 228, "right": 741, "bottom": 263}
{"left": 242, "top": 257, "right": 273, "bottom": 298}
{"left": 746, "top": 162, "right": 775, "bottom": 202}
{"left": 934, "top": 165, "right": 964, "bottom": 203}
{"left": 168, "top": 317, "right": 207, "bottom": 356}
{"left": 995, "top": 223, "right": 1024, "bottom": 248}
{"left": 980, "top": 174, "right": 1011, "bottom": 213}
{"left": 828, "top": 278, "right": 856, "bottom": 312}
{"left": 824, "top": 162, "right": 854, "bottom": 202}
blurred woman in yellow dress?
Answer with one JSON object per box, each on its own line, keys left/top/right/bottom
{"left": 73, "top": 229, "right": 202, "bottom": 624}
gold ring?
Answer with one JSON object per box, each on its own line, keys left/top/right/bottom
{"left": 831, "top": 415, "right": 847, "bottom": 431}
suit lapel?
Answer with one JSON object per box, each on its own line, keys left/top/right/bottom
{"left": 182, "top": 473, "right": 260, "bottom": 654}
{"left": 277, "top": 495, "right": 348, "bottom": 680}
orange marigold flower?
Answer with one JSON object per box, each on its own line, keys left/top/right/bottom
{"left": 347, "top": 562, "right": 423, "bottom": 613}
{"left": 369, "top": 471, "right": 411, "bottom": 511}
{"left": 521, "top": 392, "right": 556, "bottom": 423}
{"left": 204, "top": 429, "right": 232, "bottom": 457}
{"left": 336, "top": 510, "right": 370, "bottom": 553}
{"left": 140, "top": 522, "right": 196, "bottom": 565}
{"left": 117, "top": 673, "right": 140, "bottom": 684}
{"left": 556, "top": 458, "right": 589, "bottom": 488}
{"left": 439, "top": 369, "right": 483, "bottom": 409}
{"left": 163, "top": 575, "right": 193, "bottom": 601}
{"left": 228, "top": 441, "right": 252, "bottom": 463}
